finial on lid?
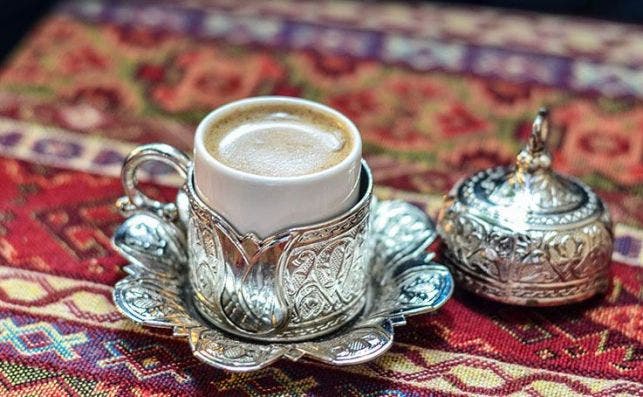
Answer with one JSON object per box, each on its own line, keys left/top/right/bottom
{"left": 516, "top": 107, "right": 552, "bottom": 173}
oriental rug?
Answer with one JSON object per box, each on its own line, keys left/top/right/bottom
{"left": 0, "top": 1, "right": 640, "bottom": 395}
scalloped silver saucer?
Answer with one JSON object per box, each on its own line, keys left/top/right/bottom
{"left": 112, "top": 199, "right": 453, "bottom": 372}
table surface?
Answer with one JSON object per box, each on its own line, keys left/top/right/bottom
{"left": 0, "top": 1, "right": 640, "bottom": 395}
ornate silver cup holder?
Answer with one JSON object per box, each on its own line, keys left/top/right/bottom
{"left": 112, "top": 198, "right": 453, "bottom": 372}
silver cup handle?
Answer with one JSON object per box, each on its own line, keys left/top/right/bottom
{"left": 118, "top": 143, "right": 191, "bottom": 221}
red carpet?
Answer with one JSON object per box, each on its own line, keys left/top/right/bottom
{"left": 0, "top": 1, "right": 640, "bottom": 395}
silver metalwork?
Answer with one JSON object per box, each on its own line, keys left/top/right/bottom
{"left": 184, "top": 163, "right": 372, "bottom": 341}
{"left": 437, "top": 108, "right": 613, "bottom": 306}
{"left": 116, "top": 142, "right": 451, "bottom": 352}
{"left": 118, "top": 143, "right": 190, "bottom": 221}
{"left": 112, "top": 199, "right": 452, "bottom": 371}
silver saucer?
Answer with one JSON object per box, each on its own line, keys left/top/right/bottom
{"left": 112, "top": 199, "right": 453, "bottom": 372}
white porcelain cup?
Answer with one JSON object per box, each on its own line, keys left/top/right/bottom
{"left": 192, "top": 96, "right": 362, "bottom": 238}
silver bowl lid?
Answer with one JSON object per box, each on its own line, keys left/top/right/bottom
{"left": 455, "top": 108, "right": 605, "bottom": 231}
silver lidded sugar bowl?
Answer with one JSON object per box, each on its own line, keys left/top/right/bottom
{"left": 437, "top": 108, "right": 613, "bottom": 306}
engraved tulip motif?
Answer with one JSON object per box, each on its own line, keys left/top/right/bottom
{"left": 297, "top": 285, "right": 326, "bottom": 321}
{"left": 185, "top": 190, "right": 372, "bottom": 340}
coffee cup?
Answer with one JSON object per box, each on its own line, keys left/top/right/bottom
{"left": 118, "top": 96, "right": 373, "bottom": 341}
{"left": 194, "top": 96, "right": 362, "bottom": 238}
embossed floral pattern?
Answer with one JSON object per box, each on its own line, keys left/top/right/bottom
{"left": 113, "top": 203, "right": 452, "bottom": 371}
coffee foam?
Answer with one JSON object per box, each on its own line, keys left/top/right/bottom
{"left": 203, "top": 104, "right": 353, "bottom": 177}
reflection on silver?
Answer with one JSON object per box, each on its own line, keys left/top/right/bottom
{"left": 112, "top": 200, "right": 453, "bottom": 372}
{"left": 184, "top": 163, "right": 373, "bottom": 341}
{"left": 437, "top": 109, "right": 613, "bottom": 306}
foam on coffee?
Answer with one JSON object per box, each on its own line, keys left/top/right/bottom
{"left": 203, "top": 103, "right": 353, "bottom": 177}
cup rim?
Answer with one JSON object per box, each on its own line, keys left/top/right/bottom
{"left": 193, "top": 96, "right": 362, "bottom": 184}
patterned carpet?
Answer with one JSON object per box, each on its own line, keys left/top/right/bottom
{"left": 0, "top": 0, "right": 640, "bottom": 395}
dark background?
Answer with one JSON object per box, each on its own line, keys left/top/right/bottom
{"left": 1, "top": 1, "right": 642, "bottom": 62}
